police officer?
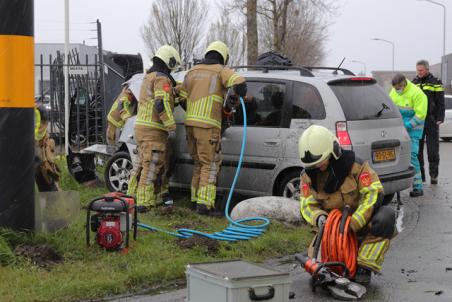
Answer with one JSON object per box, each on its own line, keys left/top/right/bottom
{"left": 106, "top": 84, "right": 137, "bottom": 145}
{"left": 412, "top": 60, "right": 445, "bottom": 185}
{"left": 389, "top": 74, "right": 428, "bottom": 197}
{"left": 127, "top": 45, "right": 180, "bottom": 212}
{"left": 178, "top": 41, "right": 247, "bottom": 216}
{"left": 299, "top": 125, "right": 396, "bottom": 285}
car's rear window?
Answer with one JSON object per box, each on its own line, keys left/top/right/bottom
{"left": 445, "top": 96, "right": 452, "bottom": 110}
{"left": 329, "top": 81, "right": 400, "bottom": 120}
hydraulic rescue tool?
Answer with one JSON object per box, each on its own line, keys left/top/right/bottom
{"left": 295, "top": 206, "right": 367, "bottom": 300}
{"left": 86, "top": 192, "right": 137, "bottom": 250}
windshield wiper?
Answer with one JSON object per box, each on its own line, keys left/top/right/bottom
{"left": 375, "top": 103, "right": 391, "bottom": 118}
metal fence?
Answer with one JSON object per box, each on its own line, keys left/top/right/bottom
{"left": 35, "top": 49, "right": 105, "bottom": 152}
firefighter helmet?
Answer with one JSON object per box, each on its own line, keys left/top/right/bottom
{"left": 153, "top": 45, "right": 181, "bottom": 71}
{"left": 298, "top": 125, "right": 341, "bottom": 168}
{"left": 205, "top": 41, "right": 229, "bottom": 65}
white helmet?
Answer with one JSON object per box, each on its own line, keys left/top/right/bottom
{"left": 298, "top": 125, "right": 341, "bottom": 168}
{"left": 153, "top": 45, "right": 181, "bottom": 71}
{"left": 205, "top": 40, "right": 229, "bottom": 65}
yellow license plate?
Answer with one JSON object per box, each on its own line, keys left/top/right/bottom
{"left": 373, "top": 148, "right": 396, "bottom": 163}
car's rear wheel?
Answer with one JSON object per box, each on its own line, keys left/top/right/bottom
{"left": 382, "top": 193, "right": 395, "bottom": 205}
{"left": 275, "top": 169, "right": 302, "bottom": 200}
{"left": 441, "top": 137, "right": 452, "bottom": 142}
{"left": 104, "top": 152, "right": 133, "bottom": 193}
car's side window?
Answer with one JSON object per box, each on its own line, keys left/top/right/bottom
{"left": 233, "top": 82, "right": 286, "bottom": 127}
{"left": 292, "top": 82, "right": 326, "bottom": 120}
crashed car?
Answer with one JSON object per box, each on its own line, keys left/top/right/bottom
{"left": 84, "top": 66, "right": 414, "bottom": 202}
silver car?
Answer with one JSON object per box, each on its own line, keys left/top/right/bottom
{"left": 102, "top": 67, "right": 414, "bottom": 202}
{"left": 440, "top": 95, "right": 452, "bottom": 142}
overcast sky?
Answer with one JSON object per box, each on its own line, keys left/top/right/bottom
{"left": 34, "top": 0, "right": 451, "bottom": 76}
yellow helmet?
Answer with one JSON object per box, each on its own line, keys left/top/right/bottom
{"left": 298, "top": 125, "right": 341, "bottom": 168}
{"left": 153, "top": 45, "right": 181, "bottom": 71}
{"left": 205, "top": 40, "right": 229, "bottom": 65}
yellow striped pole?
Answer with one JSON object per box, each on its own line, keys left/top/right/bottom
{"left": 0, "top": 0, "right": 35, "bottom": 230}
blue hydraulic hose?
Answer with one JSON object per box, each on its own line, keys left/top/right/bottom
{"left": 138, "top": 96, "right": 270, "bottom": 241}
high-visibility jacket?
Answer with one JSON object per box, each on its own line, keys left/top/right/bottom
{"left": 34, "top": 106, "right": 48, "bottom": 142}
{"left": 179, "top": 64, "right": 245, "bottom": 129}
{"left": 135, "top": 71, "right": 176, "bottom": 132}
{"left": 107, "top": 87, "right": 136, "bottom": 129}
{"left": 412, "top": 73, "right": 445, "bottom": 123}
{"left": 389, "top": 80, "right": 427, "bottom": 134}
{"left": 300, "top": 159, "right": 383, "bottom": 233}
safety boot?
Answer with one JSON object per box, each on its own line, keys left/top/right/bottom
{"left": 197, "top": 204, "right": 209, "bottom": 215}
{"left": 137, "top": 205, "right": 150, "bottom": 213}
{"left": 430, "top": 177, "right": 438, "bottom": 185}
{"left": 161, "top": 193, "right": 174, "bottom": 206}
{"left": 409, "top": 189, "right": 423, "bottom": 197}
{"left": 354, "top": 266, "right": 372, "bottom": 286}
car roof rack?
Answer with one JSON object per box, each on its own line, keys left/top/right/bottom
{"left": 303, "top": 66, "right": 355, "bottom": 76}
{"left": 232, "top": 65, "right": 315, "bottom": 77}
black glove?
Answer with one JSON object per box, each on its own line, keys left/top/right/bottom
{"left": 316, "top": 215, "right": 327, "bottom": 228}
{"left": 233, "top": 82, "right": 247, "bottom": 98}
{"left": 225, "top": 95, "right": 239, "bottom": 112}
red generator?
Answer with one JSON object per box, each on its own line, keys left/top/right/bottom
{"left": 86, "top": 192, "right": 137, "bottom": 250}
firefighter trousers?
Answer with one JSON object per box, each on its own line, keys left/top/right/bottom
{"left": 418, "top": 119, "right": 440, "bottom": 180}
{"left": 127, "top": 127, "right": 169, "bottom": 207}
{"left": 308, "top": 205, "right": 396, "bottom": 273}
{"left": 186, "top": 126, "right": 222, "bottom": 209}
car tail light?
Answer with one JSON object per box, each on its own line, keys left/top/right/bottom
{"left": 336, "top": 121, "right": 352, "bottom": 150}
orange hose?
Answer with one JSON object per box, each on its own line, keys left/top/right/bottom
{"left": 321, "top": 209, "right": 358, "bottom": 278}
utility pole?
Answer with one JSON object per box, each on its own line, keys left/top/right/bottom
{"left": 0, "top": 0, "right": 35, "bottom": 230}
{"left": 97, "top": 19, "right": 106, "bottom": 142}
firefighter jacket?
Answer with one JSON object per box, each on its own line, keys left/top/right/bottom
{"left": 412, "top": 73, "right": 445, "bottom": 123}
{"left": 34, "top": 106, "right": 48, "bottom": 142}
{"left": 135, "top": 71, "right": 176, "bottom": 132}
{"left": 107, "top": 87, "right": 136, "bottom": 129}
{"left": 300, "top": 156, "right": 384, "bottom": 233}
{"left": 178, "top": 64, "right": 245, "bottom": 129}
{"left": 389, "top": 80, "right": 427, "bottom": 136}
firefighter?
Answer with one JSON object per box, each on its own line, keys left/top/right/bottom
{"left": 126, "top": 45, "right": 180, "bottom": 212}
{"left": 389, "top": 73, "right": 428, "bottom": 197}
{"left": 106, "top": 84, "right": 137, "bottom": 145}
{"left": 34, "top": 103, "right": 60, "bottom": 191}
{"left": 412, "top": 60, "right": 445, "bottom": 185}
{"left": 178, "top": 41, "right": 247, "bottom": 216}
{"left": 299, "top": 125, "right": 396, "bottom": 285}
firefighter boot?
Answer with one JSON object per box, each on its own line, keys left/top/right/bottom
{"left": 354, "top": 266, "right": 372, "bottom": 286}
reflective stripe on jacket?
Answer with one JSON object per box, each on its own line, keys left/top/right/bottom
{"left": 299, "top": 160, "right": 383, "bottom": 233}
{"left": 389, "top": 80, "right": 427, "bottom": 130}
{"left": 178, "top": 64, "right": 245, "bottom": 129}
{"left": 135, "top": 72, "right": 176, "bottom": 132}
{"left": 107, "top": 87, "right": 136, "bottom": 129}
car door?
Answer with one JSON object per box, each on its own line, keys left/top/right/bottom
{"left": 219, "top": 79, "right": 292, "bottom": 195}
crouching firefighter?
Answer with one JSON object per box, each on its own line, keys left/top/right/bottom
{"left": 178, "top": 40, "right": 247, "bottom": 216}
{"left": 106, "top": 83, "right": 137, "bottom": 145}
{"left": 35, "top": 103, "right": 60, "bottom": 191}
{"left": 126, "top": 45, "right": 181, "bottom": 212}
{"left": 298, "top": 125, "right": 396, "bottom": 286}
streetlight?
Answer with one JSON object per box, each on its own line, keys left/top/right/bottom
{"left": 350, "top": 60, "right": 367, "bottom": 76}
{"left": 371, "top": 38, "right": 395, "bottom": 73}
{"left": 417, "top": 0, "right": 447, "bottom": 82}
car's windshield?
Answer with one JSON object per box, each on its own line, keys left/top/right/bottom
{"left": 329, "top": 81, "right": 400, "bottom": 120}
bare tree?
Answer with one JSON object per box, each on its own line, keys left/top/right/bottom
{"left": 141, "top": 0, "right": 208, "bottom": 68}
{"left": 226, "top": 0, "right": 336, "bottom": 65}
{"left": 206, "top": 8, "right": 246, "bottom": 66}
{"left": 247, "top": 0, "right": 258, "bottom": 64}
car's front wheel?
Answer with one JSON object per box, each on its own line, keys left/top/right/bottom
{"left": 104, "top": 152, "right": 133, "bottom": 193}
{"left": 275, "top": 169, "right": 302, "bottom": 200}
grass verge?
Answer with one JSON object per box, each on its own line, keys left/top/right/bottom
{"left": 0, "top": 160, "right": 311, "bottom": 302}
